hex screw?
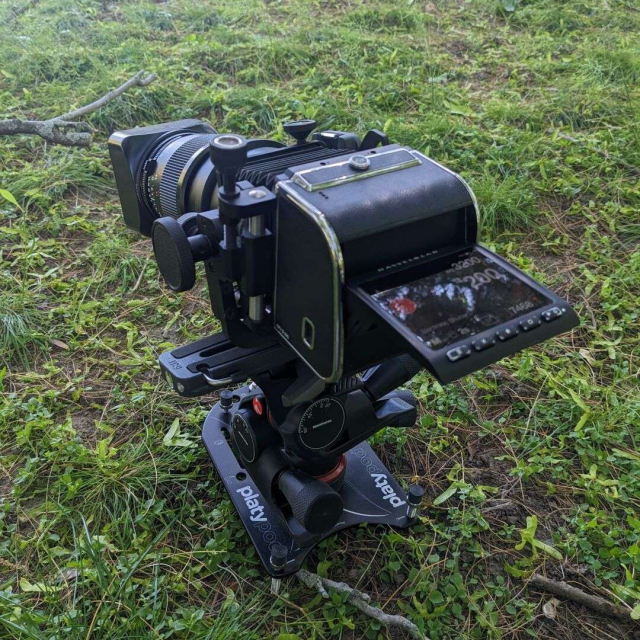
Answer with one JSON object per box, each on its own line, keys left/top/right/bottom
{"left": 269, "top": 543, "right": 288, "bottom": 595}
{"left": 407, "top": 484, "right": 424, "bottom": 519}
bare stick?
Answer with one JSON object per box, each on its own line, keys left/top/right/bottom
{"left": 528, "top": 573, "right": 636, "bottom": 622}
{"left": 0, "top": 70, "right": 157, "bottom": 147}
{"left": 57, "top": 70, "right": 157, "bottom": 121}
{"left": 296, "top": 569, "right": 427, "bottom": 639}
{"left": 481, "top": 500, "right": 514, "bottom": 515}
{"left": 0, "top": 118, "right": 94, "bottom": 146}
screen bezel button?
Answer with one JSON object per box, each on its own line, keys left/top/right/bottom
{"left": 520, "top": 316, "right": 542, "bottom": 332}
{"left": 542, "top": 307, "right": 563, "bottom": 322}
{"left": 496, "top": 326, "right": 518, "bottom": 341}
{"left": 447, "top": 345, "right": 471, "bottom": 362}
{"left": 472, "top": 337, "right": 495, "bottom": 352}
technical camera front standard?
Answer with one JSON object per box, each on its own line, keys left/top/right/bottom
{"left": 109, "top": 118, "right": 578, "bottom": 577}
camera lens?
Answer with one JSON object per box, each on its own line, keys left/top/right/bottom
{"left": 140, "top": 132, "right": 219, "bottom": 220}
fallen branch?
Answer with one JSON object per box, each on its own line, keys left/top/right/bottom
{"left": 553, "top": 131, "right": 640, "bottom": 177}
{"left": 0, "top": 70, "right": 157, "bottom": 147}
{"left": 528, "top": 573, "right": 636, "bottom": 622}
{"left": 482, "top": 500, "right": 514, "bottom": 515}
{"left": 296, "top": 569, "right": 427, "bottom": 639}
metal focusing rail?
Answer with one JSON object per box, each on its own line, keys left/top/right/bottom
{"left": 158, "top": 333, "right": 296, "bottom": 397}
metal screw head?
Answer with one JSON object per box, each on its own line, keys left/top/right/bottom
{"left": 248, "top": 189, "right": 266, "bottom": 199}
{"left": 349, "top": 154, "right": 370, "bottom": 171}
{"left": 176, "top": 382, "right": 185, "bottom": 393}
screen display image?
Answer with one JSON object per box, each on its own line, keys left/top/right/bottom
{"left": 372, "top": 249, "right": 550, "bottom": 350}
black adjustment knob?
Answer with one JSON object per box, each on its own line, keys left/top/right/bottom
{"left": 277, "top": 469, "right": 343, "bottom": 535}
{"left": 209, "top": 133, "right": 248, "bottom": 195}
{"left": 283, "top": 119, "right": 317, "bottom": 144}
{"left": 407, "top": 484, "right": 424, "bottom": 519}
{"left": 151, "top": 217, "right": 212, "bottom": 292}
{"left": 393, "top": 389, "right": 418, "bottom": 429}
{"left": 408, "top": 484, "right": 425, "bottom": 506}
{"left": 219, "top": 389, "right": 234, "bottom": 412}
{"left": 152, "top": 217, "right": 195, "bottom": 292}
{"left": 270, "top": 543, "right": 288, "bottom": 573}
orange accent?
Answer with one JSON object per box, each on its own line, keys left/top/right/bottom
{"left": 252, "top": 396, "right": 264, "bottom": 416}
{"left": 315, "top": 455, "right": 347, "bottom": 484}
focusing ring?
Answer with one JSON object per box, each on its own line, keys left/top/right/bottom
{"left": 158, "top": 133, "right": 214, "bottom": 218}
{"left": 145, "top": 133, "right": 215, "bottom": 219}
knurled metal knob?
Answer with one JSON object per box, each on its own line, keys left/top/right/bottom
{"left": 219, "top": 389, "right": 234, "bottom": 412}
{"left": 277, "top": 469, "right": 343, "bottom": 534}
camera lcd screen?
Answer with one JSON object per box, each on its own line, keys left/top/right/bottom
{"left": 371, "top": 249, "right": 550, "bottom": 350}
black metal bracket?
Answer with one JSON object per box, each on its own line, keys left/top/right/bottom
{"left": 159, "top": 333, "right": 296, "bottom": 397}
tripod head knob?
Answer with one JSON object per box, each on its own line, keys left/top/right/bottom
{"left": 278, "top": 469, "right": 343, "bottom": 535}
{"left": 209, "top": 133, "right": 248, "bottom": 197}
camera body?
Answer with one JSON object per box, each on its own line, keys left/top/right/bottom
{"left": 108, "top": 119, "right": 578, "bottom": 574}
{"left": 109, "top": 119, "right": 577, "bottom": 389}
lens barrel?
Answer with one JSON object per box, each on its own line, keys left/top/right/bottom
{"left": 111, "top": 119, "right": 338, "bottom": 234}
{"left": 141, "top": 132, "right": 218, "bottom": 220}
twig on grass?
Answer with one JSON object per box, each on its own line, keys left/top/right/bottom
{"left": 0, "top": 70, "right": 157, "bottom": 147}
{"left": 528, "top": 573, "right": 637, "bottom": 623}
{"left": 481, "top": 499, "right": 514, "bottom": 514}
{"left": 296, "top": 569, "right": 427, "bottom": 639}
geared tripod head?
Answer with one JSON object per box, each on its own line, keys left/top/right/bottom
{"left": 108, "top": 119, "right": 578, "bottom": 575}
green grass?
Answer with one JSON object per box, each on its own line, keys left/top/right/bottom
{"left": 0, "top": 0, "right": 638, "bottom": 638}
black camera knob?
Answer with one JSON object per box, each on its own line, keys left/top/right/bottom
{"left": 277, "top": 469, "right": 343, "bottom": 535}
{"left": 151, "top": 217, "right": 212, "bottom": 292}
{"left": 209, "top": 134, "right": 248, "bottom": 196}
{"left": 283, "top": 119, "right": 316, "bottom": 144}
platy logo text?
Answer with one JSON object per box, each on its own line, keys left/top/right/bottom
{"left": 371, "top": 473, "right": 406, "bottom": 508}
{"left": 237, "top": 485, "right": 267, "bottom": 522}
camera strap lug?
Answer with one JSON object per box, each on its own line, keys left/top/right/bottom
{"left": 359, "top": 129, "right": 390, "bottom": 150}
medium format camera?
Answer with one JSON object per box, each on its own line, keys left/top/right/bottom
{"left": 109, "top": 118, "right": 578, "bottom": 577}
